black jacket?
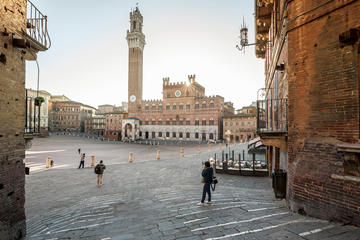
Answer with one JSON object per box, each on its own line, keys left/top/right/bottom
{"left": 202, "top": 167, "right": 213, "bottom": 184}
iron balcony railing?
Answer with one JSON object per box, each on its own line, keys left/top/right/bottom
{"left": 257, "top": 98, "right": 288, "bottom": 133}
{"left": 26, "top": 0, "right": 51, "bottom": 50}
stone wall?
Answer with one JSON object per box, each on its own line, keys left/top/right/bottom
{"left": 0, "top": 0, "right": 27, "bottom": 239}
{"left": 287, "top": 0, "right": 360, "bottom": 226}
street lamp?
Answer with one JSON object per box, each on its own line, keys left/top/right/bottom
{"left": 236, "top": 19, "right": 270, "bottom": 53}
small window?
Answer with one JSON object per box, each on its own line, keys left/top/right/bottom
{"left": 186, "top": 120, "right": 190, "bottom": 125}
{"left": 145, "top": 105, "right": 149, "bottom": 110}
{"left": 172, "top": 132, "right": 176, "bottom": 138}
{"left": 186, "top": 132, "right": 190, "bottom": 138}
{"left": 202, "top": 103, "right": 206, "bottom": 109}
{"left": 186, "top": 104, "right": 190, "bottom": 110}
{"left": 173, "top": 105, "right": 176, "bottom": 110}
{"left": 166, "top": 105, "right": 170, "bottom": 110}
{"left": 202, "top": 120, "right": 206, "bottom": 126}
{"left": 209, "top": 119, "right": 214, "bottom": 125}
{"left": 195, "top": 120, "right": 199, "bottom": 126}
{"left": 195, "top": 104, "right": 199, "bottom": 109}
{"left": 179, "top": 105, "right": 184, "bottom": 110}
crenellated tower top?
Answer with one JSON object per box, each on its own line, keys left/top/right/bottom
{"left": 126, "top": 6, "right": 145, "bottom": 50}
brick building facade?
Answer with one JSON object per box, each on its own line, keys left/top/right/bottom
{"left": 0, "top": 0, "right": 50, "bottom": 238}
{"left": 85, "top": 114, "right": 105, "bottom": 136}
{"left": 49, "top": 101, "right": 96, "bottom": 133}
{"left": 255, "top": 0, "right": 360, "bottom": 226}
{"left": 223, "top": 113, "right": 256, "bottom": 142}
{"left": 103, "top": 112, "right": 128, "bottom": 140}
{"left": 123, "top": 7, "right": 231, "bottom": 142}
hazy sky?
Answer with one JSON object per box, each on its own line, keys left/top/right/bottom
{"left": 26, "top": 0, "right": 265, "bottom": 110}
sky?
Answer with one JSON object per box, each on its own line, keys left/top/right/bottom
{"left": 26, "top": 0, "right": 265, "bottom": 110}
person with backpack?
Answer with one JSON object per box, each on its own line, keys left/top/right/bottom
{"left": 198, "top": 161, "right": 213, "bottom": 206}
{"left": 95, "top": 160, "right": 106, "bottom": 187}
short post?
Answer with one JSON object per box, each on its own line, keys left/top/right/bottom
{"left": 222, "top": 151, "right": 224, "bottom": 162}
{"left": 90, "top": 156, "right": 95, "bottom": 167}
{"left": 198, "top": 145, "right": 201, "bottom": 154}
{"left": 209, "top": 144, "right": 212, "bottom": 151}
{"left": 180, "top": 147, "right": 184, "bottom": 158}
{"left": 46, "top": 157, "right": 50, "bottom": 168}
{"left": 156, "top": 150, "right": 160, "bottom": 160}
{"left": 238, "top": 153, "right": 242, "bottom": 174}
{"left": 129, "top": 152, "right": 133, "bottom": 163}
{"left": 252, "top": 152, "right": 255, "bottom": 175}
{"left": 243, "top": 150, "right": 245, "bottom": 161}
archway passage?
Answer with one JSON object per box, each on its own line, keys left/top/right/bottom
{"left": 202, "top": 133, "right": 206, "bottom": 141}
{"left": 145, "top": 131, "right": 149, "bottom": 139}
{"left": 124, "top": 123, "right": 133, "bottom": 139}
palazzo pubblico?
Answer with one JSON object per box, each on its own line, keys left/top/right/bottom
{"left": 122, "top": 7, "right": 234, "bottom": 142}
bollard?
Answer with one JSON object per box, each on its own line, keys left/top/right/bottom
{"left": 46, "top": 157, "right": 50, "bottom": 168}
{"left": 198, "top": 145, "right": 201, "bottom": 154}
{"left": 90, "top": 156, "right": 95, "bottom": 167}
{"left": 209, "top": 144, "right": 212, "bottom": 151}
{"left": 156, "top": 150, "right": 160, "bottom": 160}
{"left": 129, "top": 152, "right": 133, "bottom": 163}
{"left": 180, "top": 147, "right": 184, "bottom": 157}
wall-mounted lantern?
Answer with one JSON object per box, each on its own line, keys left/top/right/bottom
{"left": 236, "top": 19, "right": 270, "bottom": 53}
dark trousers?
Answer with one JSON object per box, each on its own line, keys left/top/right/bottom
{"left": 201, "top": 183, "right": 211, "bottom": 203}
{"left": 78, "top": 161, "right": 84, "bottom": 168}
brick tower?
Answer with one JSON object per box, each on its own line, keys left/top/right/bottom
{"left": 126, "top": 6, "right": 145, "bottom": 113}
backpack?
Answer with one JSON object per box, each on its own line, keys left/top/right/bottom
{"left": 94, "top": 165, "right": 100, "bottom": 174}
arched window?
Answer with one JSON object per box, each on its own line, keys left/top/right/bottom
{"left": 133, "top": 21, "right": 136, "bottom": 30}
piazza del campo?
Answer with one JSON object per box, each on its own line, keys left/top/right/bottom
{"left": 1, "top": 0, "right": 360, "bottom": 240}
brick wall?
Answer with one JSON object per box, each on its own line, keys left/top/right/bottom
{"left": 287, "top": 0, "right": 360, "bottom": 226}
{"left": 0, "top": 0, "right": 27, "bottom": 239}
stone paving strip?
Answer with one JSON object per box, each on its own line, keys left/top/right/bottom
{"left": 25, "top": 161, "right": 69, "bottom": 174}
{"left": 205, "top": 219, "right": 321, "bottom": 240}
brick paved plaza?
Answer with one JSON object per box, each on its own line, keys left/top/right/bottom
{"left": 24, "top": 136, "right": 360, "bottom": 240}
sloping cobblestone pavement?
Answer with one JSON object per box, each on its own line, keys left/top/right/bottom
{"left": 25, "top": 147, "right": 360, "bottom": 240}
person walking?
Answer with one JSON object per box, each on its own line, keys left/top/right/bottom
{"left": 78, "top": 148, "right": 81, "bottom": 154}
{"left": 95, "top": 160, "right": 106, "bottom": 187}
{"left": 78, "top": 153, "right": 85, "bottom": 169}
{"left": 198, "top": 161, "right": 213, "bottom": 206}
